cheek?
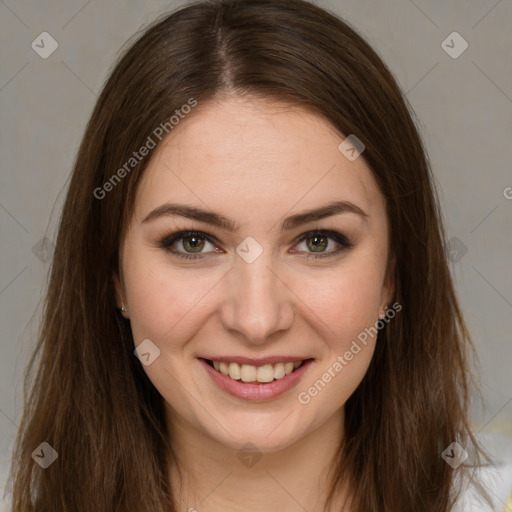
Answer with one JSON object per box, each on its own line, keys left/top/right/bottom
{"left": 123, "top": 237, "right": 387, "bottom": 350}
{"left": 293, "top": 255, "right": 386, "bottom": 346}
{"left": 122, "top": 251, "right": 211, "bottom": 344}
{"left": 294, "top": 261, "right": 384, "bottom": 412}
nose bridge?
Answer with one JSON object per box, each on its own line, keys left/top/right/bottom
{"left": 223, "top": 249, "right": 292, "bottom": 343}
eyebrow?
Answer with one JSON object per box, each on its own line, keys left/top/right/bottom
{"left": 142, "top": 200, "right": 368, "bottom": 231}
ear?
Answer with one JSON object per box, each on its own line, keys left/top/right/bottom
{"left": 112, "top": 271, "right": 125, "bottom": 309}
{"left": 381, "top": 253, "right": 396, "bottom": 310}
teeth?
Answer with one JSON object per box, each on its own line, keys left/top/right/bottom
{"left": 256, "top": 364, "right": 274, "bottom": 383}
{"left": 274, "top": 362, "right": 285, "bottom": 379}
{"left": 209, "top": 360, "right": 304, "bottom": 383}
{"left": 284, "top": 362, "right": 294, "bottom": 374}
{"left": 228, "top": 362, "right": 241, "bottom": 380}
{"left": 241, "top": 364, "right": 257, "bottom": 382}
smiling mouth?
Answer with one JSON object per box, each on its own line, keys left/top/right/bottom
{"left": 204, "top": 359, "right": 311, "bottom": 383}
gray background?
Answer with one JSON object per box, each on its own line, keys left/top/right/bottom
{"left": 1, "top": 0, "right": 511, "bottom": 495}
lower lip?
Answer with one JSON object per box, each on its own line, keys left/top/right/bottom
{"left": 199, "top": 358, "right": 314, "bottom": 401}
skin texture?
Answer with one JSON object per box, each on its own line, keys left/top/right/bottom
{"left": 114, "top": 95, "right": 394, "bottom": 511}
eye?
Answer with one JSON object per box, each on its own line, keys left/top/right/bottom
{"left": 159, "top": 230, "right": 219, "bottom": 260}
{"left": 293, "top": 230, "right": 354, "bottom": 260}
{"left": 159, "top": 229, "right": 354, "bottom": 260}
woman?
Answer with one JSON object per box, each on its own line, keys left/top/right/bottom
{"left": 6, "top": 0, "right": 494, "bottom": 510}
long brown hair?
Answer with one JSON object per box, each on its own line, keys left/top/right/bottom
{"left": 6, "top": 0, "right": 493, "bottom": 510}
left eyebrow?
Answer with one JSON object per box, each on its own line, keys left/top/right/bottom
{"left": 281, "top": 200, "right": 368, "bottom": 230}
{"left": 141, "top": 200, "right": 369, "bottom": 231}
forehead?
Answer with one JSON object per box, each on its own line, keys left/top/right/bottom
{"left": 133, "top": 96, "right": 384, "bottom": 223}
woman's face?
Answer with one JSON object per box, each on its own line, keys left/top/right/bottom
{"left": 114, "top": 95, "right": 394, "bottom": 452}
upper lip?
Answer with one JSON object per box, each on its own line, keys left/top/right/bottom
{"left": 200, "top": 356, "right": 313, "bottom": 365}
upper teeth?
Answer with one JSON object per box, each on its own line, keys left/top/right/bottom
{"left": 212, "top": 361, "right": 303, "bottom": 383}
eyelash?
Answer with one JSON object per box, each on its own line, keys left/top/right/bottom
{"left": 159, "top": 229, "right": 354, "bottom": 260}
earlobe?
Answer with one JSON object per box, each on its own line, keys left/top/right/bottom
{"left": 112, "top": 272, "right": 124, "bottom": 309}
{"left": 113, "top": 272, "right": 130, "bottom": 318}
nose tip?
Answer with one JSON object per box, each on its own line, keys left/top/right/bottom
{"left": 221, "top": 258, "right": 294, "bottom": 344}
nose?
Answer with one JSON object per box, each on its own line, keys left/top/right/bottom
{"left": 220, "top": 252, "right": 295, "bottom": 345}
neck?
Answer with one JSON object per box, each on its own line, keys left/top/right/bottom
{"left": 166, "top": 407, "right": 351, "bottom": 512}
